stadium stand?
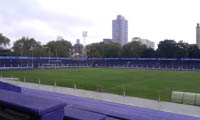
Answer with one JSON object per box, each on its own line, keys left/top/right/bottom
{"left": 0, "top": 81, "right": 21, "bottom": 93}
{"left": 64, "top": 106, "right": 106, "bottom": 120}
{"left": 0, "top": 89, "right": 66, "bottom": 120}
{"left": 22, "top": 86, "right": 200, "bottom": 120}
{"left": 0, "top": 81, "right": 200, "bottom": 120}
{"left": 1, "top": 56, "right": 200, "bottom": 71}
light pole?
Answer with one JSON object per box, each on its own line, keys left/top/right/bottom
{"left": 20, "top": 43, "right": 23, "bottom": 69}
{"left": 44, "top": 46, "right": 50, "bottom": 65}
{"left": 30, "top": 47, "right": 34, "bottom": 68}
{"left": 56, "top": 48, "right": 58, "bottom": 68}
{"left": 32, "top": 49, "right": 33, "bottom": 68}
{"left": 49, "top": 47, "right": 50, "bottom": 65}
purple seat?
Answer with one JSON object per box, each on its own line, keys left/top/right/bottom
{"left": 0, "top": 89, "right": 66, "bottom": 120}
{"left": 22, "top": 88, "right": 200, "bottom": 120}
{"left": 0, "top": 81, "right": 21, "bottom": 93}
{"left": 64, "top": 106, "right": 106, "bottom": 120}
{"left": 107, "top": 117, "right": 122, "bottom": 120}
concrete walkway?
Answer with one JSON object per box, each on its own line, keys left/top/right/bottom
{"left": 0, "top": 78, "right": 200, "bottom": 118}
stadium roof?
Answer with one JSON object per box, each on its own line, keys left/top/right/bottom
{"left": 1, "top": 56, "right": 200, "bottom": 61}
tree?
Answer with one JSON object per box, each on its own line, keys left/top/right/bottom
{"left": 12, "top": 37, "right": 41, "bottom": 56}
{"left": 86, "top": 43, "right": 102, "bottom": 58}
{"left": 86, "top": 42, "right": 121, "bottom": 58}
{"left": 32, "top": 47, "right": 46, "bottom": 57}
{"left": 157, "top": 40, "right": 177, "bottom": 58}
{"left": 187, "top": 45, "right": 200, "bottom": 58}
{"left": 174, "top": 40, "right": 189, "bottom": 58}
{"left": 0, "top": 33, "right": 10, "bottom": 49}
{"left": 100, "top": 42, "right": 121, "bottom": 58}
{"left": 46, "top": 39, "right": 72, "bottom": 57}
{"left": 121, "top": 41, "right": 147, "bottom": 58}
{"left": 141, "top": 48, "right": 156, "bottom": 58}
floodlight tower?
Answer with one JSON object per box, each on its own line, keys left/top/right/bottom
{"left": 82, "top": 31, "right": 88, "bottom": 57}
{"left": 57, "top": 36, "right": 64, "bottom": 41}
{"left": 20, "top": 43, "right": 24, "bottom": 69}
{"left": 82, "top": 31, "right": 87, "bottom": 46}
{"left": 196, "top": 23, "right": 200, "bottom": 49}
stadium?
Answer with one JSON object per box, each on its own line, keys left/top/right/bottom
{"left": 0, "top": 56, "right": 200, "bottom": 120}
{"left": 2, "top": 0, "right": 200, "bottom": 119}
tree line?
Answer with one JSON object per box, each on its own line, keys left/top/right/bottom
{"left": 0, "top": 34, "right": 72, "bottom": 57}
{"left": 0, "top": 33, "right": 200, "bottom": 58}
{"left": 86, "top": 40, "right": 200, "bottom": 58}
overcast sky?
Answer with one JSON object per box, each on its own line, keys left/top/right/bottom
{"left": 0, "top": 0, "right": 200, "bottom": 47}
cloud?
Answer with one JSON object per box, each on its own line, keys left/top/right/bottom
{"left": 0, "top": 0, "right": 93, "bottom": 44}
{"left": 0, "top": 0, "right": 200, "bottom": 47}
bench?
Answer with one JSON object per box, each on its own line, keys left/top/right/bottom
{"left": 64, "top": 106, "right": 106, "bottom": 120}
{"left": 0, "top": 81, "right": 21, "bottom": 93}
{"left": 0, "top": 89, "right": 66, "bottom": 120}
{"left": 69, "top": 104, "right": 132, "bottom": 120}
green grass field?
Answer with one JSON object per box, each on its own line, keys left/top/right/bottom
{"left": 1, "top": 68, "right": 200, "bottom": 101}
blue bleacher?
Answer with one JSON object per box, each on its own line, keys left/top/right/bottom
{"left": 22, "top": 87, "right": 200, "bottom": 120}
{"left": 0, "top": 89, "right": 66, "bottom": 120}
{"left": 0, "top": 81, "right": 21, "bottom": 93}
{"left": 64, "top": 106, "right": 106, "bottom": 120}
{"left": 0, "top": 67, "right": 33, "bottom": 71}
{"left": 106, "top": 117, "right": 122, "bottom": 120}
{"left": 0, "top": 81, "right": 200, "bottom": 120}
{"left": 1, "top": 56, "right": 200, "bottom": 71}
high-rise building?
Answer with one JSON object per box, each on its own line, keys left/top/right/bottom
{"left": 196, "top": 23, "right": 200, "bottom": 49}
{"left": 132, "top": 37, "right": 155, "bottom": 49}
{"left": 112, "top": 15, "right": 128, "bottom": 46}
{"left": 103, "top": 39, "right": 112, "bottom": 43}
{"left": 73, "top": 39, "right": 84, "bottom": 57}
